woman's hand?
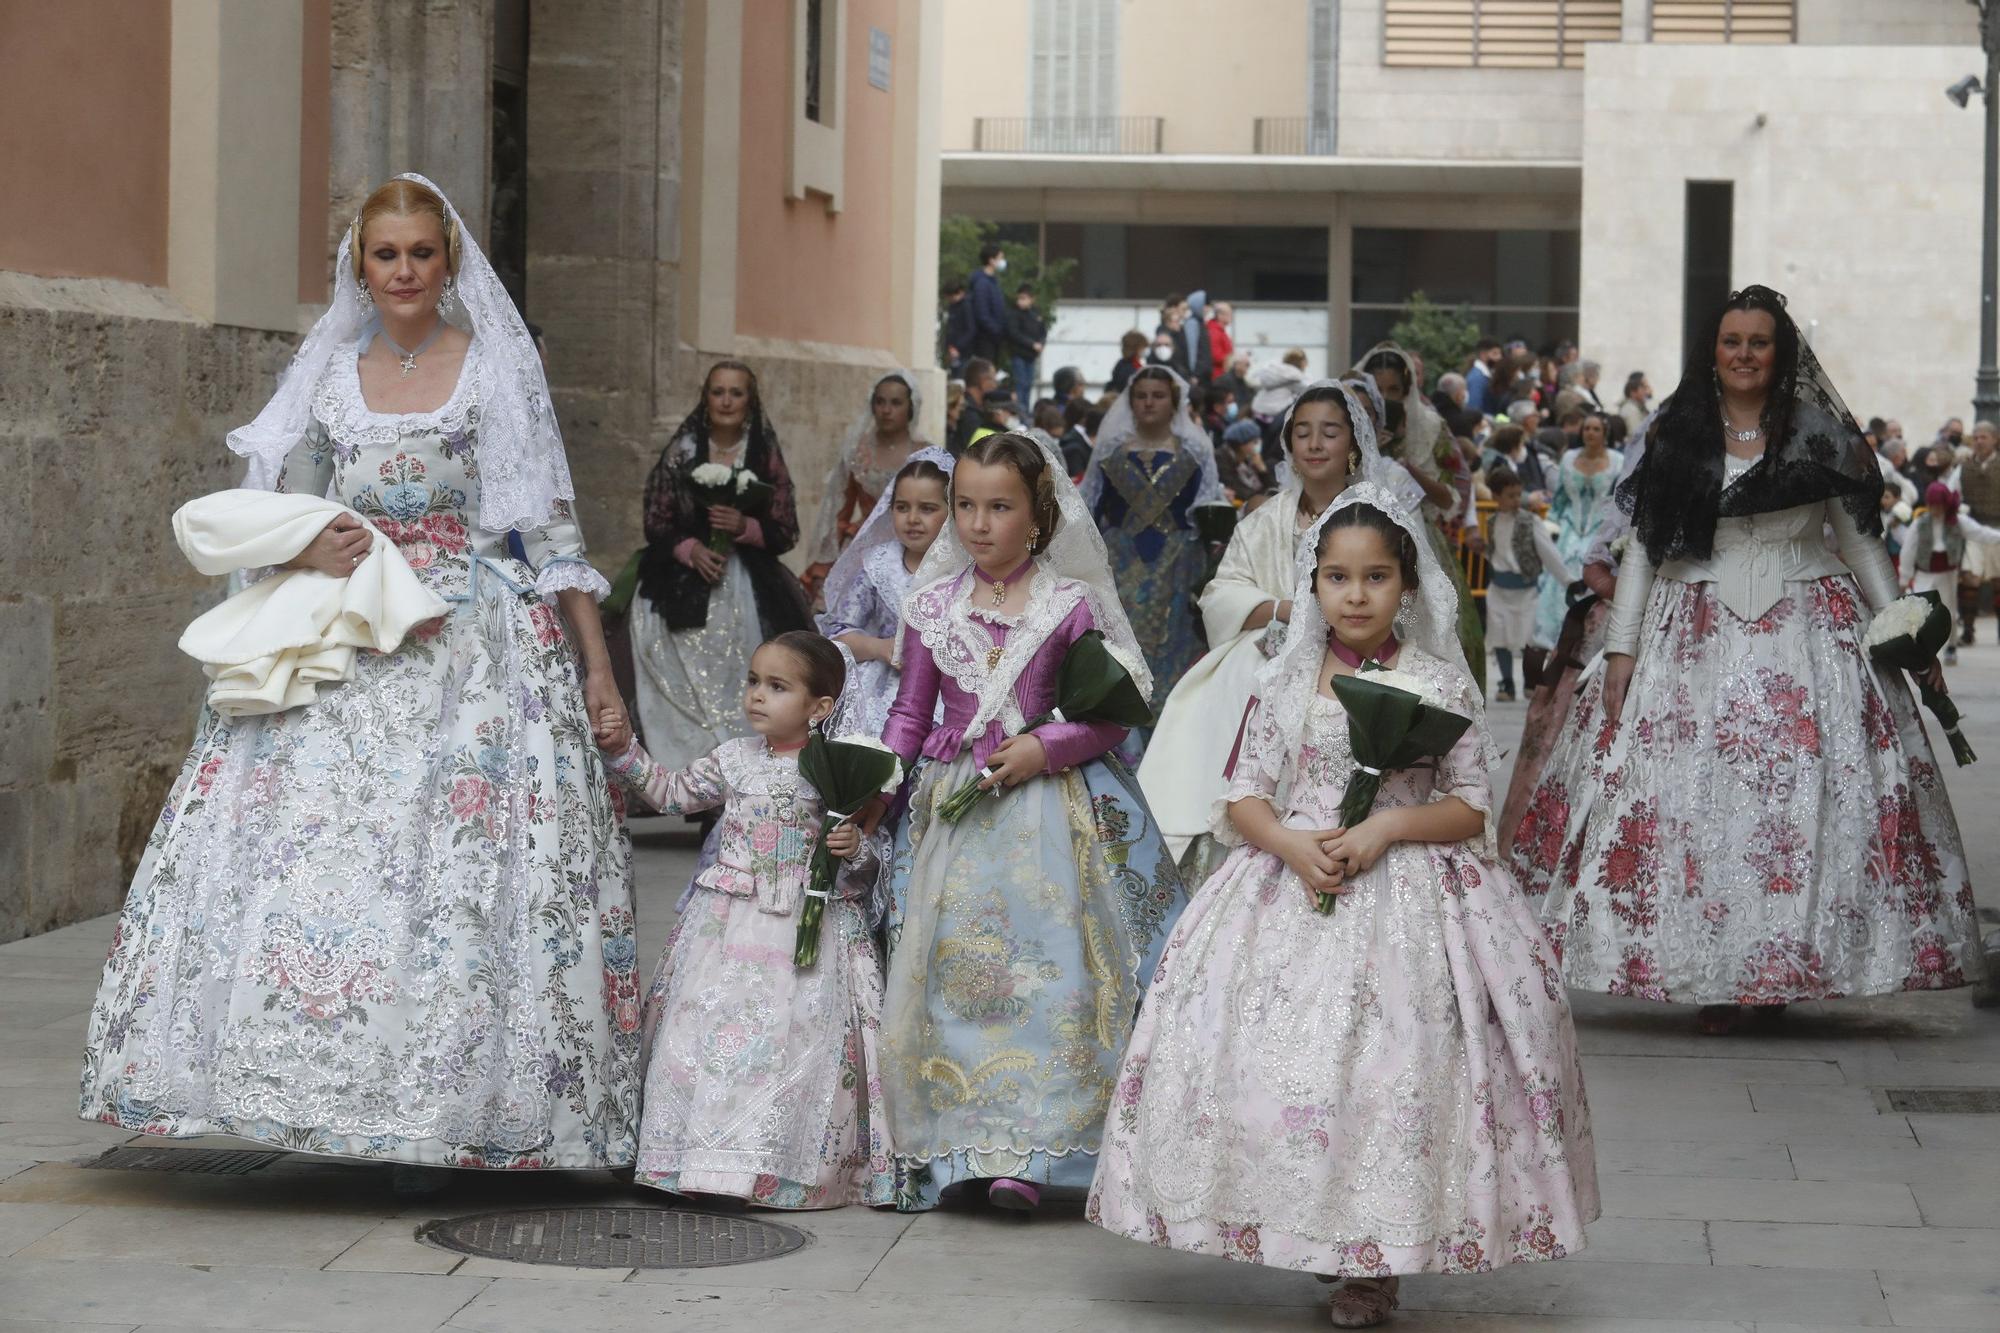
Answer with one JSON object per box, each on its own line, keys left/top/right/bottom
{"left": 1914, "top": 657, "right": 1948, "bottom": 695}
{"left": 979, "top": 734, "right": 1048, "bottom": 790}
{"left": 289, "top": 513, "right": 371, "bottom": 577}
{"left": 1602, "top": 652, "right": 1636, "bottom": 727}
{"left": 1324, "top": 818, "right": 1393, "bottom": 879}
{"left": 1275, "top": 599, "right": 1293, "bottom": 625}
{"left": 856, "top": 795, "right": 889, "bottom": 836}
{"left": 1582, "top": 563, "right": 1618, "bottom": 600}
{"left": 707, "top": 505, "right": 746, "bottom": 536}
{"left": 585, "top": 672, "right": 630, "bottom": 751}
{"left": 689, "top": 544, "right": 727, "bottom": 583}
{"left": 1274, "top": 826, "right": 1345, "bottom": 901}
{"left": 824, "top": 820, "right": 862, "bottom": 861}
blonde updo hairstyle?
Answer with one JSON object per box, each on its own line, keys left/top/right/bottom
{"left": 348, "top": 177, "right": 462, "bottom": 282}
{"left": 957, "top": 431, "right": 1061, "bottom": 554}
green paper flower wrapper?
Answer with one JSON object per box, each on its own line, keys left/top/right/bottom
{"left": 793, "top": 733, "right": 902, "bottom": 967}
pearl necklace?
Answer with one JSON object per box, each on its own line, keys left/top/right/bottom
{"left": 1721, "top": 414, "right": 1764, "bottom": 444}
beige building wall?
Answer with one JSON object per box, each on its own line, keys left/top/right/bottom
{"left": 938, "top": 0, "right": 1029, "bottom": 150}
{"left": 1796, "top": 0, "right": 1978, "bottom": 45}
{"left": 1579, "top": 42, "right": 1985, "bottom": 431}
{"left": 1117, "top": 0, "right": 1310, "bottom": 155}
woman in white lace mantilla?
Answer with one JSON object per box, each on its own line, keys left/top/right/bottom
{"left": 1088, "top": 484, "right": 1596, "bottom": 1320}
{"left": 1511, "top": 286, "right": 1981, "bottom": 1033}
{"left": 80, "top": 175, "right": 641, "bottom": 1170}
{"left": 801, "top": 371, "right": 929, "bottom": 598}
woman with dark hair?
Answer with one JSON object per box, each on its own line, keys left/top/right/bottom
{"left": 1512, "top": 287, "right": 1980, "bottom": 1033}
{"left": 1107, "top": 329, "right": 1149, "bottom": 394}
{"left": 1084, "top": 365, "right": 1226, "bottom": 705}
{"left": 632, "top": 360, "right": 811, "bottom": 772}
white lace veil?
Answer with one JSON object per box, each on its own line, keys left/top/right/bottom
{"left": 1252, "top": 477, "right": 1478, "bottom": 807}
{"left": 1080, "top": 366, "right": 1224, "bottom": 511}
{"left": 907, "top": 430, "right": 1154, "bottom": 702}
{"left": 809, "top": 370, "right": 930, "bottom": 560}
{"left": 1353, "top": 342, "right": 1446, "bottom": 457}
{"left": 820, "top": 444, "right": 955, "bottom": 623}
{"left": 228, "top": 172, "right": 576, "bottom": 533}
{"left": 1270, "top": 378, "right": 1423, "bottom": 512}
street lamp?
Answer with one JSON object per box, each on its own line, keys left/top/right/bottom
{"left": 1950, "top": 2, "right": 2000, "bottom": 423}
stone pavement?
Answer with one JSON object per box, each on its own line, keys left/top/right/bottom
{"left": 4, "top": 654, "right": 2000, "bottom": 1332}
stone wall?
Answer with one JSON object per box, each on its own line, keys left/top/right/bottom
{"left": 0, "top": 277, "right": 293, "bottom": 943}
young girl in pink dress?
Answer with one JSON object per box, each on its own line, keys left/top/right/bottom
{"left": 1088, "top": 480, "right": 1598, "bottom": 1328}
{"left": 598, "top": 630, "right": 893, "bottom": 1209}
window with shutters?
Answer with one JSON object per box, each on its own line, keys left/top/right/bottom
{"left": 788, "top": 0, "right": 845, "bottom": 210}
{"left": 1381, "top": 1, "right": 1623, "bottom": 70}
{"left": 1027, "top": 0, "right": 1120, "bottom": 152}
{"left": 1651, "top": 1, "right": 1796, "bottom": 43}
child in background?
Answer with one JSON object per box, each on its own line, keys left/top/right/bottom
{"left": 819, "top": 449, "right": 955, "bottom": 737}
{"left": 1899, "top": 480, "right": 2000, "bottom": 666}
{"left": 1089, "top": 484, "right": 1597, "bottom": 1329}
{"left": 597, "top": 630, "right": 893, "bottom": 1210}
{"left": 1483, "top": 466, "right": 1574, "bottom": 703}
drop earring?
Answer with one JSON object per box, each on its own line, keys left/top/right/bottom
{"left": 1029, "top": 524, "right": 1041, "bottom": 552}
{"left": 438, "top": 276, "right": 457, "bottom": 317}
{"left": 356, "top": 278, "right": 373, "bottom": 306}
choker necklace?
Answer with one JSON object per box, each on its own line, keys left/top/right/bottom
{"left": 977, "top": 557, "right": 1032, "bottom": 608}
{"left": 379, "top": 319, "right": 446, "bottom": 376}
{"left": 1327, "top": 630, "right": 1398, "bottom": 671}
{"left": 1721, "top": 414, "right": 1764, "bottom": 443}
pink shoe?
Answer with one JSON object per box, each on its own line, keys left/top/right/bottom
{"left": 986, "top": 1178, "right": 1041, "bottom": 1211}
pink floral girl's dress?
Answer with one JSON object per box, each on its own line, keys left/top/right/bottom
{"left": 607, "top": 735, "right": 894, "bottom": 1208}
{"left": 1088, "top": 482, "right": 1599, "bottom": 1279}
{"left": 80, "top": 175, "right": 639, "bottom": 1170}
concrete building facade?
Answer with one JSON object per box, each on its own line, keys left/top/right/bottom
{"left": 942, "top": 0, "right": 1988, "bottom": 425}
{"left": 0, "top": 0, "right": 941, "bottom": 942}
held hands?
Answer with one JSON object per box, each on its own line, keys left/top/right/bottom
{"left": 585, "top": 673, "right": 631, "bottom": 752}
{"left": 978, "top": 734, "right": 1048, "bottom": 790}
{"left": 1601, "top": 652, "right": 1635, "bottom": 727}
{"left": 707, "top": 505, "right": 746, "bottom": 536}
{"left": 1323, "top": 819, "right": 1392, "bottom": 880}
{"left": 291, "top": 513, "right": 371, "bottom": 577}
{"left": 689, "top": 544, "right": 727, "bottom": 583}
{"left": 824, "top": 820, "right": 863, "bottom": 861}
{"left": 1275, "top": 826, "right": 1346, "bottom": 902}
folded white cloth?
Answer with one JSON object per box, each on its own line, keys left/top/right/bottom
{"left": 174, "top": 489, "right": 449, "bottom": 717}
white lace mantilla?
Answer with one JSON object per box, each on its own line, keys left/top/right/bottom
{"left": 903, "top": 562, "right": 1086, "bottom": 739}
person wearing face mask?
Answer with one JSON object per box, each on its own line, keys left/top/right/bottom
{"left": 967, "top": 242, "right": 1008, "bottom": 365}
{"left": 1513, "top": 286, "right": 1979, "bottom": 1036}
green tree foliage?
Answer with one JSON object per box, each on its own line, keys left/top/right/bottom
{"left": 1388, "top": 291, "right": 1481, "bottom": 392}
{"left": 938, "top": 215, "right": 1076, "bottom": 323}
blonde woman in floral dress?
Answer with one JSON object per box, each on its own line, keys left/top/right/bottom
{"left": 81, "top": 175, "right": 640, "bottom": 1179}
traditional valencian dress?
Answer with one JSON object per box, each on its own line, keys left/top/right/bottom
{"left": 1083, "top": 369, "right": 1225, "bottom": 708}
{"left": 880, "top": 441, "right": 1183, "bottom": 1210}
{"left": 1090, "top": 482, "right": 1598, "bottom": 1276}
{"left": 817, "top": 446, "right": 955, "bottom": 739}
{"left": 80, "top": 176, "right": 639, "bottom": 1168}
{"left": 1515, "top": 372, "right": 1983, "bottom": 1002}
{"left": 1534, "top": 448, "right": 1623, "bottom": 646}
{"left": 802, "top": 370, "right": 928, "bottom": 592}
{"left": 631, "top": 411, "right": 811, "bottom": 772}
{"left": 606, "top": 736, "right": 894, "bottom": 1208}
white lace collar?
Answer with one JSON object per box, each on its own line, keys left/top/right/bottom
{"left": 313, "top": 338, "right": 482, "bottom": 449}
{"left": 904, "top": 559, "right": 1086, "bottom": 737}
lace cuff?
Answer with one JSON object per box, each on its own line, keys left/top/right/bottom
{"left": 535, "top": 556, "right": 611, "bottom": 601}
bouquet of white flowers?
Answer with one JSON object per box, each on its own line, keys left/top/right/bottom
{"left": 685, "top": 462, "right": 776, "bottom": 556}
{"left": 1863, "top": 591, "right": 1975, "bottom": 766}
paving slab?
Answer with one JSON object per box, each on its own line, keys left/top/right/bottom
{"left": 15, "top": 1202, "right": 387, "bottom": 1268}
{"left": 1710, "top": 1219, "right": 2000, "bottom": 1274}
{"left": 1744, "top": 1082, "right": 1884, "bottom": 1114}
{"left": 1571, "top": 1216, "right": 1710, "bottom": 1265}
{"left": 626, "top": 1228, "right": 904, "bottom": 1293}
{"left": 0, "top": 1257, "right": 490, "bottom": 1332}
{"left": 1877, "top": 1269, "right": 2000, "bottom": 1328}
{"left": 1597, "top": 1175, "right": 1922, "bottom": 1226}
{"left": 324, "top": 1219, "right": 467, "bottom": 1276}
{"left": 1592, "top": 1138, "right": 1796, "bottom": 1180}
{"left": 1396, "top": 1258, "right": 1892, "bottom": 1324}
{"left": 0, "top": 1201, "right": 87, "bottom": 1258}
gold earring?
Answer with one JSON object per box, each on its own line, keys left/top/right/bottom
{"left": 1349, "top": 448, "right": 1361, "bottom": 473}
{"left": 1029, "top": 525, "right": 1041, "bottom": 550}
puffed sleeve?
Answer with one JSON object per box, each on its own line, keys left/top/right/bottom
{"left": 1212, "top": 691, "right": 1288, "bottom": 847}
{"left": 519, "top": 497, "right": 612, "bottom": 600}
{"left": 605, "top": 739, "right": 727, "bottom": 815}
{"left": 272, "top": 418, "right": 336, "bottom": 499}
{"left": 1829, "top": 501, "right": 1899, "bottom": 614}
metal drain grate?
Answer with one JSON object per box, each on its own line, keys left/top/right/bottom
{"left": 417, "top": 1206, "right": 809, "bottom": 1269}
{"left": 84, "top": 1146, "right": 287, "bottom": 1175}
{"left": 1884, "top": 1088, "right": 2000, "bottom": 1114}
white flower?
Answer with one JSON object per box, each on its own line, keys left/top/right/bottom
{"left": 831, "top": 734, "right": 905, "bottom": 792}
{"left": 1863, "top": 594, "right": 1932, "bottom": 649}
{"left": 1893, "top": 501, "right": 1914, "bottom": 524}
{"left": 735, "top": 469, "right": 757, "bottom": 494}
{"left": 1608, "top": 534, "right": 1631, "bottom": 560}
{"left": 690, "top": 462, "right": 735, "bottom": 487}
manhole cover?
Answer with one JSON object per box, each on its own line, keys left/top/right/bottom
{"left": 417, "top": 1206, "right": 810, "bottom": 1269}
{"left": 1884, "top": 1088, "right": 2000, "bottom": 1113}
{"left": 84, "top": 1147, "right": 286, "bottom": 1175}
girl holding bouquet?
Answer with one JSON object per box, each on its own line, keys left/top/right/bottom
{"left": 879, "top": 432, "right": 1184, "bottom": 1214}
{"left": 818, "top": 447, "right": 954, "bottom": 737}
{"left": 1088, "top": 485, "right": 1598, "bottom": 1327}
{"left": 632, "top": 361, "right": 812, "bottom": 771}
{"left": 1513, "top": 286, "right": 1981, "bottom": 1033}
{"left": 596, "top": 630, "right": 894, "bottom": 1208}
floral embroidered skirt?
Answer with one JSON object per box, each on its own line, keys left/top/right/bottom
{"left": 882, "top": 752, "right": 1182, "bottom": 1211}
{"left": 632, "top": 889, "right": 893, "bottom": 1209}
{"left": 1498, "top": 599, "right": 1610, "bottom": 854}
{"left": 1087, "top": 830, "right": 1599, "bottom": 1276}
{"left": 79, "top": 573, "right": 641, "bottom": 1168}
{"left": 1512, "top": 575, "right": 1982, "bottom": 1003}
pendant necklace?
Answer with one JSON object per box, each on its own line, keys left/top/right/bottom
{"left": 379, "top": 319, "right": 446, "bottom": 376}
{"left": 1721, "top": 414, "right": 1764, "bottom": 443}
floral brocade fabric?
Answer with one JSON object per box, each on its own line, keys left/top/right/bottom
{"left": 1088, "top": 649, "right": 1599, "bottom": 1276}
{"left": 80, "top": 349, "right": 639, "bottom": 1168}
{"left": 1513, "top": 576, "right": 1981, "bottom": 1003}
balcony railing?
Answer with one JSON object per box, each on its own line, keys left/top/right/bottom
{"left": 1253, "top": 116, "right": 1337, "bottom": 156}
{"left": 971, "top": 116, "right": 1165, "bottom": 154}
